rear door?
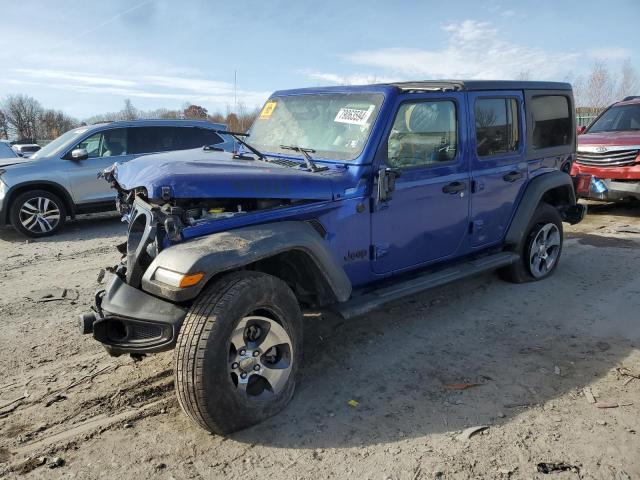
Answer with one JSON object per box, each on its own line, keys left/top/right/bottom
{"left": 371, "top": 93, "right": 470, "bottom": 274}
{"left": 468, "top": 91, "right": 527, "bottom": 247}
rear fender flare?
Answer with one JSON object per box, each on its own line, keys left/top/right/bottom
{"left": 505, "top": 171, "right": 576, "bottom": 247}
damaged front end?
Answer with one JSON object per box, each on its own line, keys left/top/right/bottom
{"left": 85, "top": 154, "right": 338, "bottom": 356}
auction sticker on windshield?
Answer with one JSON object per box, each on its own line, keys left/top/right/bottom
{"left": 334, "top": 105, "right": 375, "bottom": 125}
{"left": 260, "top": 101, "right": 277, "bottom": 119}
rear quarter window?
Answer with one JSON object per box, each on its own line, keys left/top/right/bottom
{"left": 531, "top": 95, "right": 571, "bottom": 149}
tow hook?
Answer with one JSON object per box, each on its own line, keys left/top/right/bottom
{"left": 78, "top": 311, "right": 97, "bottom": 334}
{"left": 79, "top": 290, "right": 105, "bottom": 334}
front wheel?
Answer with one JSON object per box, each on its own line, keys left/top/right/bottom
{"left": 174, "top": 271, "right": 302, "bottom": 434}
{"left": 499, "top": 203, "right": 563, "bottom": 283}
{"left": 9, "top": 189, "right": 67, "bottom": 237}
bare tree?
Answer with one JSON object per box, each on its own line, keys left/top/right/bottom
{"left": 584, "top": 61, "right": 616, "bottom": 115}
{"left": 183, "top": 104, "right": 208, "bottom": 119}
{"left": 516, "top": 70, "right": 531, "bottom": 81}
{"left": 617, "top": 59, "right": 638, "bottom": 100}
{"left": 0, "top": 109, "right": 8, "bottom": 139}
{"left": 39, "top": 109, "right": 77, "bottom": 140}
{"left": 3, "top": 94, "right": 42, "bottom": 140}
{"left": 146, "top": 108, "right": 181, "bottom": 119}
{"left": 120, "top": 99, "right": 138, "bottom": 120}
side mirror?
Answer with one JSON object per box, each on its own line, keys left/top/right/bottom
{"left": 377, "top": 167, "right": 401, "bottom": 202}
{"left": 70, "top": 148, "right": 88, "bottom": 160}
{"left": 576, "top": 125, "right": 587, "bottom": 135}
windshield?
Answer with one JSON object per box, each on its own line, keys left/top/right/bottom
{"left": 249, "top": 93, "right": 384, "bottom": 161}
{"left": 588, "top": 104, "right": 640, "bottom": 133}
{"left": 30, "top": 127, "right": 89, "bottom": 159}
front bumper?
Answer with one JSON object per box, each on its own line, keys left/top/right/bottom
{"left": 573, "top": 173, "right": 640, "bottom": 201}
{"left": 571, "top": 162, "right": 640, "bottom": 201}
{"left": 81, "top": 274, "right": 187, "bottom": 356}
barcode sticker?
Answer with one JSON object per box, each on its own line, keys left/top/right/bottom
{"left": 259, "top": 101, "right": 277, "bottom": 119}
{"left": 334, "top": 105, "right": 375, "bottom": 125}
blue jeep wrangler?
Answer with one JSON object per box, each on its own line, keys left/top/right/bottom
{"left": 81, "top": 80, "right": 586, "bottom": 434}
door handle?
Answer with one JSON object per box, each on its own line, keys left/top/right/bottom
{"left": 442, "top": 181, "right": 466, "bottom": 194}
{"left": 503, "top": 171, "right": 523, "bottom": 183}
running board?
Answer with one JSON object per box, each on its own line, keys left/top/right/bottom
{"left": 334, "top": 251, "right": 519, "bottom": 319}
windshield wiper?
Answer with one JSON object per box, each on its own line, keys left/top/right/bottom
{"left": 212, "top": 130, "right": 266, "bottom": 160}
{"left": 279, "top": 145, "right": 328, "bottom": 172}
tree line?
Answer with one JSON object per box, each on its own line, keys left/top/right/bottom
{"left": 0, "top": 96, "right": 260, "bottom": 143}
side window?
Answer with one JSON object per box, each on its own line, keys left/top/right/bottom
{"left": 177, "top": 128, "right": 224, "bottom": 150}
{"left": 531, "top": 95, "right": 571, "bottom": 149}
{"left": 387, "top": 100, "right": 457, "bottom": 168}
{"left": 73, "top": 128, "right": 127, "bottom": 158}
{"left": 475, "top": 98, "right": 519, "bottom": 157}
{"left": 102, "top": 128, "right": 127, "bottom": 157}
{"left": 129, "top": 127, "right": 176, "bottom": 154}
{"left": 76, "top": 132, "right": 103, "bottom": 158}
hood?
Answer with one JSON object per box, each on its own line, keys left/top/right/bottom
{"left": 579, "top": 130, "right": 640, "bottom": 148}
{"left": 0, "top": 156, "right": 34, "bottom": 168}
{"left": 112, "top": 148, "right": 342, "bottom": 201}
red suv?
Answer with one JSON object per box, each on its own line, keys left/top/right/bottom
{"left": 571, "top": 96, "right": 640, "bottom": 201}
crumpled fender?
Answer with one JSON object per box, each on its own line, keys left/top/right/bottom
{"left": 141, "top": 221, "right": 352, "bottom": 303}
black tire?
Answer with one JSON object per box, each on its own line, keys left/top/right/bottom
{"left": 499, "top": 202, "right": 563, "bottom": 283}
{"left": 174, "top": 271, "right": 303, "bottom": 434}
{"left": 9, "top": 189, "right": 67, "bottom": 238}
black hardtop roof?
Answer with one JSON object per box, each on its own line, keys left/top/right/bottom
{"left": 387, "top": 80, "right": 572, "bottom": 92}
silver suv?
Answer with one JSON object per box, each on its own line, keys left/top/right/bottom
{"left": 0, "top": 119, "right": 231, "bottom": 237}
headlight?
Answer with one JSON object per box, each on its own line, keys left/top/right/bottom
{"left": 153, "top": 267, "right": 204, "bottom": 288}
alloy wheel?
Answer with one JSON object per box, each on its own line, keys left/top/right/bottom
{"left": 529, "top": 223, "right": 561, "bottom": 278}
{"left": 19, "top": 196, "right": 61, "bottom": 234}
{"left": 228, "top": 315, "right": 293, "bottom": 400}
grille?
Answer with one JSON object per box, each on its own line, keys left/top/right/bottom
{"left": 576, "top": 149, "right": 639, "bottom": 167}
{"left": 128, "top": 324, "right": 163, "bottom": 341}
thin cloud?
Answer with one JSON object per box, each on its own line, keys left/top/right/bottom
{"left": 50, "top": 0, "right": 156, "bottom": 50}
{"left": 303, "top": 70, "right": 397, "bottom": 85}
{"left": 340, "top": 20, "right": 580, "bottom": 80}
{"left": 6, "top": 68, "right": 270, "bottom": 109}
{"left": 588, "top": 48, "right": 633, "bottom": 61}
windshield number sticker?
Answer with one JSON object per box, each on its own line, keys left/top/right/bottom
{"left": 259, "top": 101, "right": 277, "bottom": 119}
{"left": 334, "top": 105, "right": 375, "bottom": 125}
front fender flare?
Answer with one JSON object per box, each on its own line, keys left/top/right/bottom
{"left": 141, "top": 221, "right": 352, "bottom": 303}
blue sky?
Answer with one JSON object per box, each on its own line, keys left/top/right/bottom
{"left": 0, "top": 0, "right": 638, "bottom": 119}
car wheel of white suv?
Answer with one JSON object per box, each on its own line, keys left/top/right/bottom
{"left": 10, "top": 190, "right": 67, "bottom": 238}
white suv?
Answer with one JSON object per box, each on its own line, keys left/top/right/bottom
{"left": 0, "top": 119, "right": 231, "bottom": 237}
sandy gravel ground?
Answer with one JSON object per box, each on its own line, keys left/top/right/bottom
{"left": 0, "top": 202, "right": 639, "bottom": 479}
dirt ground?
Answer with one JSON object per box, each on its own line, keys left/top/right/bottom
{"left": 0, "top": 201, "right": 639, "bottom": 480}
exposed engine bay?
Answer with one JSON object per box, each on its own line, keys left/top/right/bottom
{"left": 101, "top": 165, "right": 307, "bottom": 244}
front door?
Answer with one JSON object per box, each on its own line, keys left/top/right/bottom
{"left": 65, "top": 127, "right": 133, "bottom": 204}
{"left": 371, "top": 93, "right": 470, "bottom": 274}
{"left": 468, "top": 92, "right": 527, "bottom": 247}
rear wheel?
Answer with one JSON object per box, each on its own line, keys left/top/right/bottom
{"left": 9, "top": 190, "right": 67, "bottom": 237}
{"left": 499, "top": 203, "right": 563, "bottom": 283}
{"left": 174, "top": 271, "right": 302, "bottom": 434}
